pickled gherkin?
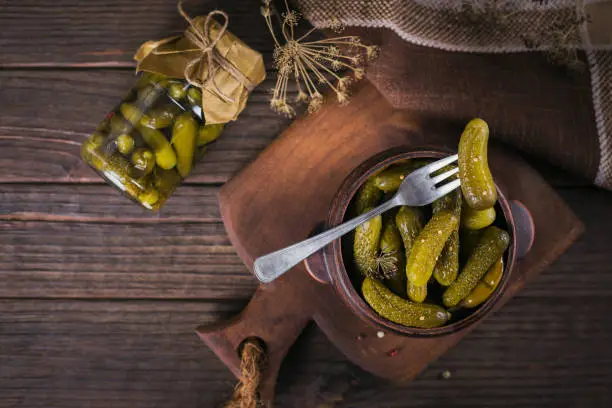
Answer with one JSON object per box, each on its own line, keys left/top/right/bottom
{"left": 461, "top": 205, "right": 496, "bottom": 230}
{"left": 353, "top": 207, "right": 382, "bottom": 278}
{"left": 171, "top": 113, "right": 198, "bottom": 178}
{"left": 406, "top": 211, "right": 459, "bottom": 287}
{"left": 432, "top": 190, "right": 461, "bottom": 286}
{"left": 355, "top": 178, "right": 383, "bottom": 215}
{"left": 461, "top": 258, "right": 503, "bottom": 308}
{"left": 379, "top": 216, "right": 406, "bottom": 297}
{"left": 443, "top": 226, "right": 510, "bottom": 308}
{"left": 372, "top": 162, "right": 413, "bottom": 193}
{"left": 362, "top": 278, "right": 450, "bottom": 328}
{"left": 458, "top": 118, "right": 497, "bottom": 210}
{"left": 407, "top": 280, "right": 427, "bottom": 303}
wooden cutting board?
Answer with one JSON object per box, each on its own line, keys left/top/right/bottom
{"left": 196, "top": 80, "right": 584, "bottom": 406}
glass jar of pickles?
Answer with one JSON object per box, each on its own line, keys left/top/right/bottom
{"left": 81, "top": 72, "right": 224, "bottom": 211}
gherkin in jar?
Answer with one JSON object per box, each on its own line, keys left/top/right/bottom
{"left": 80, "top": 72, "right": 228, "bottom": 211}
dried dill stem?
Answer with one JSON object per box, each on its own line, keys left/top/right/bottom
{"left": 261, "top": 0, "right": 379, "bottom": 116}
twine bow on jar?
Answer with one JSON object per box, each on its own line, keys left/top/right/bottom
{"left": 134, "top": 0, "right": 266, "bottom": 124}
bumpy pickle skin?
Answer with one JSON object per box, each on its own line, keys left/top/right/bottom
{"left": 139, "top": 105, "right": 178, "bottom": 129}
{"left": 136, "top": 125, "right": 177, "bottom": 170}
{"left": 171, "top": 113, "right": 198, "bottom": 178}
{"left": 120, "top": 103, "right": 144, "bottom": 126}
{"left": 355, "top": 178, "right": 383, "bottom": 215}
{"left": 109, "top": 115, "right": 133, "bottom": 135}
{"left": 461, "top": 205, "right": 496, "bottom": 230}
{"left": 458, "top": 118, "right": 497, "bottom": 210}
{"left": 432, "top": 190, "right": 462, "bottom": 286}
{"left": 168, "top": 83, "right": 187, "bottom": 100}
{"left": 353, "top": 207, "right": 383, "bottom": 278}
{"left": 197, "top": 123, "right": 225, "bottom": 146}
{"left": 372, "top": 162, "right": 413, "bottom": 193}
{"left": 187, "top": 87, "right": 202, "bottom": 106}
{"left": 443, "top": 226, "right": 510, "bottom": 308}
{"left": 406, "top": 211, "right": 459, "bottom": 287}
{"left": 407, "top": 280, "right": 427, "bottom": 303}
{"left": 131, "top": 148, "right": 156, "bottom": 175}
{"left": 379, "top": 216, "right": 406, "bottom": 297}
{"left": 461, "top": 258, "right": 503, "bottom": 308}
{"left": 116, "top": 134, "right": 135, "bottom": 155}
{"left": 362, "top": 277, "right": 450, "bottom": 328}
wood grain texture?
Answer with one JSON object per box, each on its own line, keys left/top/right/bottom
{"left": 0, "top": 70, "right": 290, "bottom": 183}
{"left": 2, "top": 295, "right": 612, "bottom": 408}
{"left": 0, "top": 0, "right": 276, "bottom": 66}
{"left": 0, "top": 219, "right": 257, "bottom": 299}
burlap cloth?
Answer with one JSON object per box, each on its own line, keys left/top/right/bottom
{"left": 297, "top": 0, "right": 612, "bottom": 190}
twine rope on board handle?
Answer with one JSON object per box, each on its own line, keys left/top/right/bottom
{"left": 225, "top": 339, "right": 265, "bottom": 408}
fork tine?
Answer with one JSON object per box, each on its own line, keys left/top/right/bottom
{"left": 433, "top": 178, "right": 461, "bottom": 200}
{"left": 431, "top": 166, "right": 459, "bottom": 184}
{"left": 425, "top": 154, "right": 459, "bottom": 173}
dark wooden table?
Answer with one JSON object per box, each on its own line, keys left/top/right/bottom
{"left": 1, "top": 1, "right": 612, "bottom": 407}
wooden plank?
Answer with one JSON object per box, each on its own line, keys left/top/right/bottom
{"left": 0, "top": 70, "right": 291, "bottom": 184}
{"left": 2, "top": 296, "right": 612, "bottom": 407}
{"left": 0, "top": 0, "right": 276, "bottom": 66}
{"left": 0, "top": 184, "right": 222, "bottom": 222}
{"left": 0, "top": 220, "right": 257, "bottom": 299}
{"left": 0, "top": 186, "right": 609, "bottom": 300}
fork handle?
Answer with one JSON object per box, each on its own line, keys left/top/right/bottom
{"left": 253, "top": 198, "right": 399, "bottom": 283}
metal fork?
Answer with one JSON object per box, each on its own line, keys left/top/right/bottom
{"left": 253, "top": 154, "right": 461, "bottom": 284}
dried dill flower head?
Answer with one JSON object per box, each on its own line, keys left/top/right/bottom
{"left": 261, "top": 0, "right": 380, "bottom": 117}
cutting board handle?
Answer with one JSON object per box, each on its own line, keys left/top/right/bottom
{"left": 196, "top": 282, "right": 313, "bottom": 406}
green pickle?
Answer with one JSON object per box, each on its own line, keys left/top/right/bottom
{"left": 458, "top": 118, "right": 497, "bottom": 210}
{"left": 139, "top": 105, "right": 178, "bottom": 129}
{"left": 120, "top": 103, "right": 144, "bottom": 125}
{"left": 407, "top": 280, "right": 427, "bottom": 303}
{"left": 443, "top": 226, "right": 510, "bottom": 308}
{"left": 355, "top": 178, "right": 383, "bottom": 215}
{"left": 379, "top": 216, "right": 405, "bottom": 297}
{"left": 432, "top": 190, "right": 461, "bottom": 286}
{"left": 136, "top": 125, "right": 177, "bottom": 170}
{"left": 198, "top": 123, "right": 225, "bottom": 146}
{"left": 461, "top": 258, "right": 503, "bottom": 308}
{"left": 362, "top": 278, "right": 450, "bottom": 328}
{"left": 406, "top": 211, "right": 459, "bottom": 287}
{"left": 131, "top": 148, "right": 155, "bottom": 175}
{"left": 171, "top": 113, "right": 198, "bottom": 178}
{"left": 372, "top": 162, "right": 413, "bottom": 193}
{"left": 138, "top": 188, "right": 160, "bottom": 208}
{"left": 168, "top": 83, "right": 187, "bottom": 100}
{"left": 187, "top": 87, "right": 202, "bottom": 106}
{"left": 109, "top": 115, "right": 132, "bottom": 135}
{"left": 116, "top": 134, "right": 135, "bottom": 155}
{"left": 353, "top": 207, "right": 382, "bottom": 277}
{"left": 461, "top": 205, "right": 496, "bottom": 230}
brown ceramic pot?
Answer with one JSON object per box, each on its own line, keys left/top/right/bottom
{"left": 305, "top": 147, "right": 534, "bottom": 337}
